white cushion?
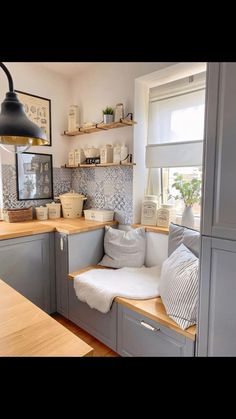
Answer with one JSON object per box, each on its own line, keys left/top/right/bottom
{"left": 99, "top": 226, "right": 146, "bottom": 268}
{"left": 159, "top": 243, "right": 199, "bottom": 330}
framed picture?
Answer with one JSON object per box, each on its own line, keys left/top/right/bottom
{"left": 16, "top": 152, "right": 53, "bottom": 200}
{"left": 15, "top": 90, "right": 52, "bottom": 146}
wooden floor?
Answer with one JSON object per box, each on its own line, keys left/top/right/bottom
{"left": 52, "top": 313, "right": 119, "bottom": 357}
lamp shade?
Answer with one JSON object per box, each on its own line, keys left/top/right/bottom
{"left": 145, "top": 140, "right": 203, "bottom": 168}
{"left": 0, "top": 92, "right": 48, "bottom": 146}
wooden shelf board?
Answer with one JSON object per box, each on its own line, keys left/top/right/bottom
{"left": 61, "top": 163, "right": 136, "bottom": 169}
{"left": 62, "top": 119, "right": 137, "bottom": 136}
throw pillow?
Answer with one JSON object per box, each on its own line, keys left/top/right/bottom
{"left": 159, "top": 243, "right": 199, "bottom": 330}
{"left": 99, "top": 226, "right": 146, "bottom": 268}
{"left": 168, "top": 222, "right": 200, "bottom": 257}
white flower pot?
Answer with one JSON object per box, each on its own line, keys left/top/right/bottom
{"left": 181, "top": 206, "right": 195, "bottom": 229}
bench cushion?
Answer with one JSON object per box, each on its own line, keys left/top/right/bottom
{"left": 99, "top": 226, "right": 146, "bottom": 268}
{"left": 159, "top": 243, "right": 199, "bottom": 330}
{"left": 168, "top": 223, "right": 200, "bottom": 257}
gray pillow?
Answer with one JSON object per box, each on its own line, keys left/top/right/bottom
{"left": 168, "top": 223, "right": 200, "bottom": 257}
{"left": 159, "top": 243, "right": 199, "bottom": 330}
{"left": 99, "top": 226, "right": 146, "bottom": 268}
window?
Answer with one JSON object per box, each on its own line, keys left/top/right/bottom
{"left": 145, "top": 71, "right": 206, "bottom": 228}
{"left": 161, "top": 167, "right": 202, "bottom": 217}
{"left": 148, "top": 89, "right": 205, "bottom": 144}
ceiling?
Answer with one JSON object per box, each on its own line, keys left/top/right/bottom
{"left": 34, "top": 62, "right": 95, "bottom": 78}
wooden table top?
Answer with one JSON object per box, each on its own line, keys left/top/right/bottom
{"left": 0, "top": 217, "right": 118, "bottom": 240}
{"left": 0, "top": 280, "right": 93, "bottom": 356}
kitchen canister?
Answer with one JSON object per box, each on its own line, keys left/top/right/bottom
{"left": 141, "top": 195, "right": 159, "bottom": 226}
{"left": 114, "top": 103, "right": 124, "bottom": 122}
{"left": 68, "top": 105, "right": 80, "bottom": 132}
{"left": 100, "top": 144, "right": 113, "bottom": 164}
{"left": 113, "top": 143, "right": 128, "bottom": 163}
{"left": 156, "top": 204, "right": 176, "bottom": 227}
{"left": 46, "top": 202, "right": 61, "bottom": 219}
{"left": 35, "top": 206, "right": 48, "bottom": 220}
{"left": 58, "top": 190, "right": 87, "bottom": 218}
{"left": 68, "top": 151, "right": 75, "bottom": 166}
{"left": 74, "top": 148, "right": 86, "bottom": 165}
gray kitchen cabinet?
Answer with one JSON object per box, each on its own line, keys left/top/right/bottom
{"left": 0, "top": 233, "right": 55, "bottom": 314}
{"left": 202, "top": 62, "right": 236, "bottom": 240}
{"left": 198, "top": 62, "right": 236, "bottom": 356}
{"left": 55, "top": 228, "right": 105, "bottom": 319}
{"left": 198, "top": 237, "right": 236, "bottom": 356}
{"left": 117, "top": 305, "right": 195, "bottom": 357}
{"left": 69, "top": 283, "right": 117, "bottom": 350}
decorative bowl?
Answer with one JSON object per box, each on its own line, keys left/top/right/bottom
{"left": 83, "top": 146, "right": 100, "bottom": 158}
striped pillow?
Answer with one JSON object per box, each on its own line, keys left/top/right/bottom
{"left": 159, "top": 244, "right": 199, "bottom": 330}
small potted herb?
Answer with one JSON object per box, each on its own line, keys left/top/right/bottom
{"left": 171, "top": 173, "right": 201, "bottom": 228}
{"left": 102, "top": 106, "right": 114, "bottom": 124}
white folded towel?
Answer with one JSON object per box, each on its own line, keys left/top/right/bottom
{"left": 73, "top": 265, "right": 161, "bottom": 313}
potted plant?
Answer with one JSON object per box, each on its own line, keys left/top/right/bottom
{"left": 171, "top": 173, "right": 201, "bottom": 228}
{"left": 102, "top": 106, "right": 114, "bottom": 124}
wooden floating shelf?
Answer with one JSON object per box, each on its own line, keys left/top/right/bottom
{"left": 62, "top": 119, "right": 137, "bottom": 136}
{"left": 61, "top": 163, "right": 136, "bottom": 169}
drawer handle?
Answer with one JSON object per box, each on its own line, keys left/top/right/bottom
{"left": 140, "top": 320, "right": 160, "bottom": 332}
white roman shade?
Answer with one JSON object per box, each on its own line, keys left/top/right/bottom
{"left": 145, "top": 140, "right": 203, "bottom": 168}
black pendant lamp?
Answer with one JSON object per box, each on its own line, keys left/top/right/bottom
{"left": 0, "top": 62, "right": 49, "bottom": 147}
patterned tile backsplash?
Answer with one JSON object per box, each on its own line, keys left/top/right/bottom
{"left": 1, "top": 165, "right": 133, "bottom": 224}
{"left": 72, "top": 166, "right": 133, "bottom": 225}
{"left": 1, "top": 165, "right": 72, "bottom": 209}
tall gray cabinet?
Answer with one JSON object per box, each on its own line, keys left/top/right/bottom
{"left": 198, "top": 62, "right": 236, "bottom": 356}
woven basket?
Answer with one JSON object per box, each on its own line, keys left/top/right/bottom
{"left": 4, "top": 207, "right": 33, "bottom": 223}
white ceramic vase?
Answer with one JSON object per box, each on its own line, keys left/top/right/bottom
{"left": 181, "top": 206, "right": 194, "bottom": 229}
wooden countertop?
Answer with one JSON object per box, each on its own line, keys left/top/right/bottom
{"left": 68, "top": 266, "right": 196, "bottom": 341}
{"left": 0, "top": 279, "right": 93, "bottom": 356}
{"left": 132, "top": 224, "right": 169, "bottom": 235}
{"left": 0, "top": 217, "right": 118, "bottom": 240}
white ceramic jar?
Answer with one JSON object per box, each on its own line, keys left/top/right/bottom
{"left": 113, "top": 144, "right": 121, "bottom": 163}
{"left": 74, "top": 149, "right": 86, "bottom": 165}
{"left": 114, "top": 103, "right": 124, "bottom": 122}
{"left": 141, "top": 195, "right": 159, "bottom": 226}
{"left": 35, "top": 206, "right": 48, "bottom": 220}
{"left": 100, "top": 144, "right": 113, "bottom": 164}
{"left": 68, "top": 105, "right": 80, "bottom": 132}
{"left": 68, "top": 151, "right": 75, "bottom": 166}
{"left": 46, "top": 202, "right": 61, "bottom": 219}
{"left": 156, "top": 204, "right": 176, "bottom": 227}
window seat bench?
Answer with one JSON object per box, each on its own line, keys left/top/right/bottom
{"left": 68, "top": 266, "right": 196, "bottom": 356}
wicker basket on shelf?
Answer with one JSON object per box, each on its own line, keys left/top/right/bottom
{"left": 4, "top": 207, "right": 33, "bottom": 223}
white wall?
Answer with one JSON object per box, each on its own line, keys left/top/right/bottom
{"left": 0, "top": 63, "right": 70, "bottom": 167}
{"left": 67, "top": 63, "right": 174, "bottom": 155}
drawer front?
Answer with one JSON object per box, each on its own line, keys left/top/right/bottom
{"left": 117, "top": 306, "right": 194, "bottom": 357}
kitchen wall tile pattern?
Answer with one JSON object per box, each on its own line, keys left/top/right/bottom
{"left": 71, "top": 166, "right": 133, "bottom": 224}
{"left": 1, "top": 164, "right": 133, "bottom": 224}
{"left": 1, "top": 165, "right": 72, "bottom": 209}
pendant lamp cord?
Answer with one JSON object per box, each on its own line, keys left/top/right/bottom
{"left": 0, "top": 62, "right": 14, "bottom": 92}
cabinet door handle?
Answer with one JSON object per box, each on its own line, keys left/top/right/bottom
{"left": 60, "top": 237, "right": 64, "bottom": 251}
{"left": 140, "top": 320, "right": 160, "bottom": 332}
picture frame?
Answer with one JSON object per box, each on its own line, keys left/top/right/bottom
{"left": 15, "top": 90, "right": 52, "bottom": 146}
{"left": 16, "top": 152, "right": 53, "bottom": 200}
